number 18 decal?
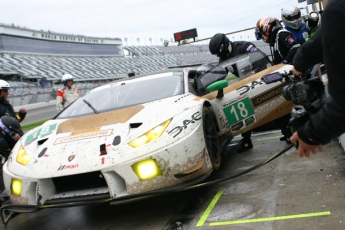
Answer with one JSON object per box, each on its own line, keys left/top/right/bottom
{"left": 222, "top": 95, "right": 255, "bottom": 127}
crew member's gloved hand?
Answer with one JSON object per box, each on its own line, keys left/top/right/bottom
{"left": 292, "top": 67, "right": 304, "bottom": 77}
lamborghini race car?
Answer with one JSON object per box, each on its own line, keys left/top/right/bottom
{"left": 2, "top": 51, "right": 293, "bottom": 214}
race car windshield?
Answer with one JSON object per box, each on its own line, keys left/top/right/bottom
{"left": 57, "top": 73, "right": 184, "bottom": 118}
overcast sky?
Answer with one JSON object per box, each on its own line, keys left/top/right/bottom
{"left": 1, "top": 0, "right": 313, "bottom": 46}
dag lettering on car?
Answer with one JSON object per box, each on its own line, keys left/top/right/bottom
{"left": 168, "top": 111, "right": 201, "bottom": 138}
{"left": 236, "top": 80, "right": 264, "bottom": 95}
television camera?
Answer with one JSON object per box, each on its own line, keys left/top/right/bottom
{"left": 262, "top": 70, "right": 325, "bottom": 137}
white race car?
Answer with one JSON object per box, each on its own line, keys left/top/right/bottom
{"left": 2, "top": 52, "right": 293, "bottom": 216}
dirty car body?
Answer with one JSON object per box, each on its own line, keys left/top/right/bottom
{"left": 2, "top": 51, "right": 293, "bottom": 214}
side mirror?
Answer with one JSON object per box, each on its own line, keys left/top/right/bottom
{"left": 206, "top": 80, "right": 228, "bottom": 98}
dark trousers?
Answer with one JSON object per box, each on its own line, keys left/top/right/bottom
{"left": 242, "top": 114, "right": 292, "bottom": 139}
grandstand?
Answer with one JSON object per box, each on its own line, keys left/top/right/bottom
{"left": 0, "top": 23, "right": 219, "bottom": 83}
{"left": 0, "top": 22, "right": 270, "bottom": 106}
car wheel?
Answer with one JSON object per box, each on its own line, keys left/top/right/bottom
{"left": 202, "top": 106, "right": 221, "bottom": 170}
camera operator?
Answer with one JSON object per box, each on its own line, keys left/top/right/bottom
{"left": 290, "top": 0, "right": 345, "bottom": 157}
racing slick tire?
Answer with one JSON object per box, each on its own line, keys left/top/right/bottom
{"left": 202, "top": 106, "right": 221, "bottom": 170}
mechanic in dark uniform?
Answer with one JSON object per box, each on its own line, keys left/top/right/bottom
{"left": 254, "top": 16, "right": 300, "bottom": 146}
{"left": 0, "top": 80, "right": 26, "bottom": 122}
{"left": 209, "top": 33, "right": 258, "bottom": 63}
{"left": 208, "top": 33, "right": 260, "bottom": 153}
{"left": 290, "top": 0, "right": 345, "bottom": 157}
{"left": 0, "top": 115, "right": 24, "bottom": 193}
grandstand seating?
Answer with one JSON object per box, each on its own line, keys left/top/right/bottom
{"left": 0, "top": 47, "right": 219, "bottom": 82}
{"left": 1, "top": 42, "right": 270, "bottom": 82}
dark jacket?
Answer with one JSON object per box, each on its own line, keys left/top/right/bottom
{"left": 219, "top": 41, "right": 257, "bottom": 62}
{"left": 0, "top": 116, "right": 23, "bottom": 159}
{"left": 0, "top": 99, "right": 26, "bottom": 122}
{"left": 270, "top": 29, "right": 300, "bottom": 65}
{"left": 293, "top": 27, "right": 323, "bottom": 72}
{"left": 296, "top": 0, "right": 345, "bottom": 145}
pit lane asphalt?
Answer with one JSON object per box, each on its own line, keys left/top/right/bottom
{"left": 2, "top": 127, "right": 344, "bottom": 229}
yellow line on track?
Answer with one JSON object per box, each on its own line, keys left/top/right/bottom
{"left": 257, "top": 135, "right": 283, "bottom": 141}
{"left": 209, "top": 211, "right": 331, "bottom": 226}
{"left": 195, "top": 191, "right": 223, "bottom": 227}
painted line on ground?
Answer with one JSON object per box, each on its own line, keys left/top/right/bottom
{"left": 195, "top": 191, "right": 223, "bottom": 227}
{"left": 209, "top": 211, "right": 331, "bottom": 226}
{"left": 257, "top": 135, "right": 283, "bottom": 141}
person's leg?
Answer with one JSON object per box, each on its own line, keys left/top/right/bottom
{"left": 276, "top": 114, "right": 292, "bottom": 144}
{"left": 0, "top": 140, "right": 11, "bottom": 194}
{"left": 237, "top": 130, "right": 253, "bottom": 153}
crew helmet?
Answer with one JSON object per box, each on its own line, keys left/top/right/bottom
{"left": 209, "top": 33, "right": 232, "bottom": 61}
{"left": 0, "top": 115, "right": 24, "bottom": 137}
{"left": 255, "top": 17, "right": 282, "bottom": 44}
{"left": 0, "top": 80, "right": 10, "bottom": 91}
{"left": 62, "top": 74, "right": 74, "bottom": 86}
{"left": 281, "top": 6, "right": 302, "bottom": 30}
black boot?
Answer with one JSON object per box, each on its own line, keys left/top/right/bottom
{"left": 280, "top": 129, "right": 292, "bottom": 144}
{"left": 280, "top": 135, "right": 292, "bottom": 144}
{"left": 237, "top": 138, "right": 253, "bottom": 153}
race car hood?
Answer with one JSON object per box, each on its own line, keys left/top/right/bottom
{"left": 11, "top": 93, "right": 201, "bottom": 178}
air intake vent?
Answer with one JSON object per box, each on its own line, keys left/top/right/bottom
{"left": 130, "top": 123, "right": 142, "bottom": 128}
{"left": 52, "top": 171, "right": 108, "bottom": 193}
{"left": 38, "top": 147, "right": 47, "bottom": 158}
{"left": 38, "top": 138, "right": 48, "bottom": 145}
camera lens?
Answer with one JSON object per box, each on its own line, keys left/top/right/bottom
{"left": 282, "top": 85, "right": 293, "bottom": 101}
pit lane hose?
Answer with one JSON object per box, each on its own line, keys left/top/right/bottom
{"left": 1, "top": 144, "right": 294, "bottom": 224}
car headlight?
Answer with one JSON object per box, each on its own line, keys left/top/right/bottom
{"left": 128, "top": 119, "right": 171, "bottom": 148}
{"left": 11, "top": 178, "right": 22, "bottom": 196}
{"left": 132, "top": 158, "right": 162, "bottom": 180}
{"left": 16, "top": 146, "right": 31, "bottom": 166}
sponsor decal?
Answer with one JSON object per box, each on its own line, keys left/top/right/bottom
{"left": 172, "top": 71, "right": 183, "bottom": 76}
{"left": 246, "top": 45, "right": 253, "bottom": 51}
{"left": 168, "top": 111, "right": 201, "bottom": 138}
{"left": 43, "top": 154, "right": 49, "bottom": 157}
{"left": 25, "top": 123, "right": 57, "bottom": 145}
{"left": 245, "top": 116, "right": 255, "bottom": 126}
{"left": 302, "top": 32, "right": 309, "bottom": 39}
{"left": 54, "top": 129, "right": 113, "bottom": 145}
{"left": 251, "top": 83, "right": 286, "bottom": 108}
{"left": 101, "top": 157, "right": 105, "bottom": 164}
{"left": 286, "top": 36, "right": 295, "bottom": 44}
{"left": 68, "top": 155, "right": 75, "bottom": 162}
{"left": 231, "top": 121, "right": 244, "bottom": 132}
{"left": 223, "top": 94, "right": 255, "bottom": 129}
{"left": 57, "top": 164, "right": 78, "bottom": 171}
{"left": 71, "top": 127, "right": 101, "bottom": 136}
{"left": 246, "top": 44, "right": 258, "bottom": 52}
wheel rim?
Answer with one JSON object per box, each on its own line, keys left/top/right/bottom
{"left": 203, "top": 112, "right": 220, "bottom": 165}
